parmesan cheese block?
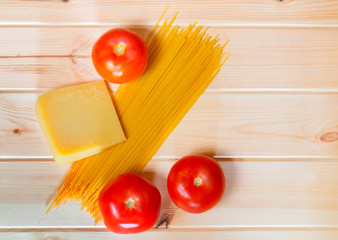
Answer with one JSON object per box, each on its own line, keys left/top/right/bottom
{"left": 35, "top": 80, "right": 126, "bottom": 165}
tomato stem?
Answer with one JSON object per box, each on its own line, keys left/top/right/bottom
{"left": 114, "top": 44, "right": 126, "bottom": 56}
{"left": 194, "top": 177, "right": 203, "bottom": 187}
{"left": 125, "top": 197, "right": 135, "bottom": 209}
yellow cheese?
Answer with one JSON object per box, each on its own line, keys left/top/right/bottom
{"left": 35, "top": 80, "right": 126, "bottom": 165}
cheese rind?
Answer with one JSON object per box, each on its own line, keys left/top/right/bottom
{"left": 35, "top": 80, "right": 126, "bottom": 165}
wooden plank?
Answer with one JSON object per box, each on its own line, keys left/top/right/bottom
{"left": 0, "top": 1, "right": 338, "bottom": 25}
{"left": 1, "top": 93, "right": 338, "bottom": 158}
{"left": 1, "top": 27, "right": 338, "bottom": 91}
{"left": 0, "top": 160, "right": 338, "bottom": 228}
{"left": 2, "top": 230, "right": 338, "bottom": 240}
{"left": 0, "top": 57, "right": 103, "bottom": 92}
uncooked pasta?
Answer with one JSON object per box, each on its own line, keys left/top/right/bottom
{"left": 48, "top": 11, "right": 229, "bottom": 224}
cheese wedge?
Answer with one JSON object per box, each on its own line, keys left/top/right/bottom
{"left": 35, "top": 80, "right": 126, "bottom": 165}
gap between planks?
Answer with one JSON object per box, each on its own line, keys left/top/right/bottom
{"left": 2, "top": 89, "right": 338, "bottom": 94}
{"left": 1, "top": 157, "right": 338, "bottom": 162}
{"left": 2, "top": 22, "right": 338, "bottom": 29}
{"left": 1, "top": 226, "right": 338, "bottom": 232}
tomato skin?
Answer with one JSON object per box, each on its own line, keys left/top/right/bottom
{"left": 167, "top": 155, "right": 225, "bottom": 213}
{"left": 98, "top": 173, "right": 161, "bottom": 234}
{"left": 92, "top": 28, "right": 148, "bottom": 84}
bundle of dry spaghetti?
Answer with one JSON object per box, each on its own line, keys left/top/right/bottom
{"left": 48, "top": 12, "right": 229, "bottom": 223}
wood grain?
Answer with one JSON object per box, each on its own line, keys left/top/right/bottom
{"left": 1, "top": 27, "right": 338, "bottom": 91}
{"left": 1, "top": 93, "right": 338, "bottom": 158}
{"left": 1, "top": 0, "right": 338, "bottom": 236}
{"left": 1, "top": 0, "right": 338, "bottom": 25}
{"left": 0, "top": 160, "right": 338, "bottom": 228}
{"left": 2, "top": 230, "right": 338, "bottom": 240}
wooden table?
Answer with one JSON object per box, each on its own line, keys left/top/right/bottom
{"left": 1, "top": 1, "right": 338, "bottom": 239}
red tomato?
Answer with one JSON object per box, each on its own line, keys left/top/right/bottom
{"left": 167, "top": 155, "right": 225, "bottom": 213}
{"left": 92, "top": 28, "right": 148, "bottom": 84}
{"left": 98, "top": 173, "right": 161, "bottom": 234}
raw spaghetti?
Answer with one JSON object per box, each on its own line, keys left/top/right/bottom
{"left": 48, "top": 11, "right": 229, "bottom": 224}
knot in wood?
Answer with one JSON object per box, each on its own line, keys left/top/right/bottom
{"left": 320, "top": 131, "right": 338, "bottom": 142}
{"left": 12, "top": 128, "right": 23, "bottom": 135}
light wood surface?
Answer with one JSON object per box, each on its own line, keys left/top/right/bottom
{"left": 1, "top": 0, "right": 338, "bottom": 25}
{"left": 3, "top": 230, "right": 338, "bottom": 240}
{"left": 1, "top": 93, "right": 338, "bottom": 158}
{"left": 1, "top": 0, "right": 338, "bottom": 239}
{"left": 2, "top": 27, "right": 338, "bottom": 91}
{"left": 1, "top": 160, "right": 338, "bottom": 228}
